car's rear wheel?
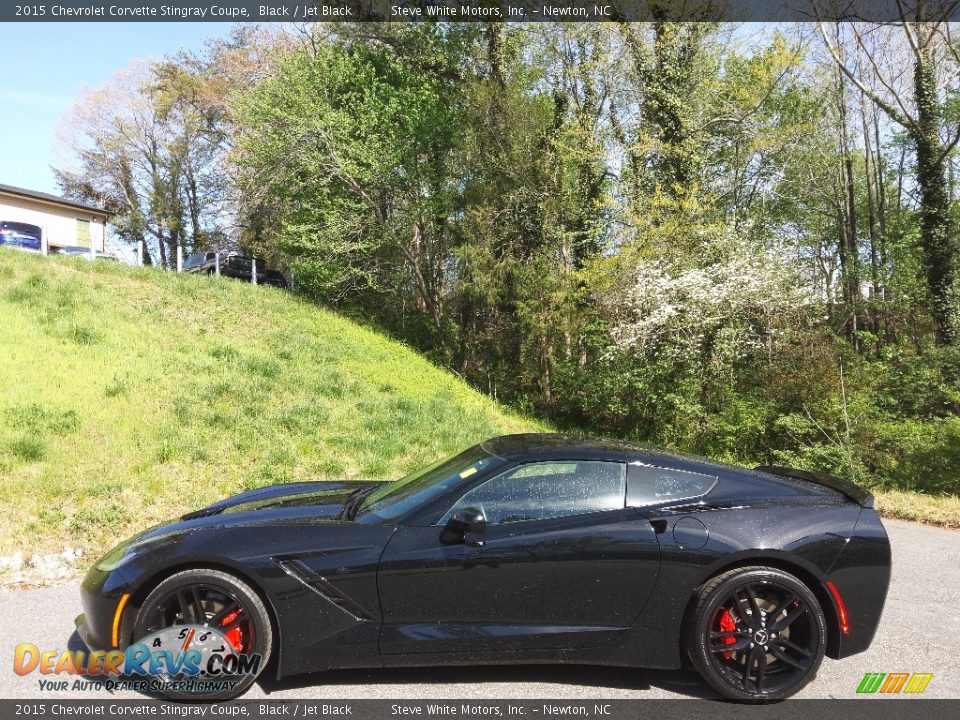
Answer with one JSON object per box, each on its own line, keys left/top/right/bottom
{"left": 132, "top": 569, "right": 272, "bottom": 700}
{"left": 686, "top": 566, "right": 826, "bottom": 702}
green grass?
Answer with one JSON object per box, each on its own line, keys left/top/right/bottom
{"left": 0, "top": 249, "right": 543, "bottom": 559}
{"left": 873, "top": 490, "right": 960, "bottom": 529}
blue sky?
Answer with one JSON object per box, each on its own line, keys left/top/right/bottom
{"left": 0, "top": 22, "right": 231, "bottom": 195}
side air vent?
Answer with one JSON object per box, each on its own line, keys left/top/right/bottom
{"left": 276, "top": 558, "right": 374, "bottom": 622}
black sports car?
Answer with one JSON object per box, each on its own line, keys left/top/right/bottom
{"left": 77, "top": 434, "right": 890, "bottom": 702}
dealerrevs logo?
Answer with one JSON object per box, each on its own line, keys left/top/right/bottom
{"left": 856, "top": 672, "right": 934, "bottom": 695}
{"left": 14, "top": 624, "right": 261, "bottom": 694}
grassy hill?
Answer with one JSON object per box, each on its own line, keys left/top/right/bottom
{"left": 0, "top": 249, "right": 542, "bottom": 564}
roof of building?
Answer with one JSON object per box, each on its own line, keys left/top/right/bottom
{"left": 0, "top": 182, "right": 110, "bottom": 216}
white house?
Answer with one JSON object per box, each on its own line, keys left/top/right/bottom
{"left": 0, "top": 183, "right": 109, "bottom": 253}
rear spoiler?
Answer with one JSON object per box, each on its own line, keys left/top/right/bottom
{"left": 754, "top": 465, "right": 874, "bottom": 507}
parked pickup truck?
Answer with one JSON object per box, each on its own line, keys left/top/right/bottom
{"left": 184, "top": 251, "right": 287, "bottom": 288}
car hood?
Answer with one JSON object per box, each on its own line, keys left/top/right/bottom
{"left": 181, "top": 480, "right": 379, "bottom": 521}
{"left": 98, "top": 481, "right": 380, "bottom": 564}
{"left": 92, "top": 480, "right": 391, "bottom": 586}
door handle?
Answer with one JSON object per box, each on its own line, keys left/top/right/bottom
{"left": 465, "top": 537, "right": 485, "bottom": 548}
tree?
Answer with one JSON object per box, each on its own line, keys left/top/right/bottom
{"left": 818, "top": 10, "right": 960, "bottom": 345}
{"left": 54, "top": 27, "right": 280, "bottom": 267}
{"left": 55, "top": 60, "right": 231, "bottom": 267}
{"left": 234, "top": 28, "right": 464, "bottom": 343}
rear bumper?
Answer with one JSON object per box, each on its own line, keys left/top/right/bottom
{"left": 826, "top": 508, "right": 891, "bottom": 658}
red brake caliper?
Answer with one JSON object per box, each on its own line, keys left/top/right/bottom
{"left": 718, "top": 608, "right": 737, "bottom": 659}
{"left": 219, "top": 608, "right": 245, "bottom": 652}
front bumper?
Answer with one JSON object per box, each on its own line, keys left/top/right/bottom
{"left": 77, "top": 565, "right": 136, "bottom": 651}
{"left": 74, "top": 613, "right": 96, "bottom": 650}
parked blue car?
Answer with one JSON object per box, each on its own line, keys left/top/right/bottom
{"left": 0, "top": 220, "right": 42, "bottom": 251}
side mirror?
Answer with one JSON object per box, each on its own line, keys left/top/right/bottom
{"left": 440, "top": 507, "right": 486, "bottom": 544}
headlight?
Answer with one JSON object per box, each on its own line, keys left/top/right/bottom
{"left": 95, "top": 543, "right": 141, "bottom": 572}
{"left": 95, "top": 528, "right": 181, "bottom": 572}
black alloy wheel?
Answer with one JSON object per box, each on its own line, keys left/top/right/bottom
{"left": 132, "top": 568, "right": 273, "bottom": 700}
{"left": 686, "top": 566, "right": 826, "bottom": 701}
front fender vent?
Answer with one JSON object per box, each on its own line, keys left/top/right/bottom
{"left": 276, "top": 558, "right": 374, "bottom": 622}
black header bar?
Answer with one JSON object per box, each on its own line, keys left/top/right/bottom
{"left": 5, "top": 1, "right": 960, "bottom": 23}
{"left": 1, "top": 699, "right": 957, "bottom": 719}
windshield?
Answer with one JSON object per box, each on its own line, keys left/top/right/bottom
{"left": 1, "top": 221, "right": 41, "bottom": 235}
{"left": 356, "top": 445, "right": 499, "bottom": 522}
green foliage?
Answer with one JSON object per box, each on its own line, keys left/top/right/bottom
{"left": 235, "top": 28, "right": 462, "bottom": 337}
{"left": 6, "top": 435, "right": 47, "bottom": 463}
{"left": 44, "top": 24, "right": 960, "bottom": 529}
{"left": 228, "top": 25, "right": 958, "bottom": 525}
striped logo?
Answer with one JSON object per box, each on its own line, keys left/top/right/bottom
{"left": 857, "top": 672, "right": 933, "bottom": 694}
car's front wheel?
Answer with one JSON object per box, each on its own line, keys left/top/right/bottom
{"left": 686, "top": 566, "right": 826, "bottom": 702}
{"left": 132, "top": 568, "right": 273, "bottom": 700}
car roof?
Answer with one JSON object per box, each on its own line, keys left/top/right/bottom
{"left": 483, "top": 433, "right": 627, "bottom": 459}
{"left": 481, "top": 433, "right": 733, "bottom": 469}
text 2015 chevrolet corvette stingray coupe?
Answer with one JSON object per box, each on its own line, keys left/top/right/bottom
{"left": 77, "top": 434, "right": 890, "bottom": 702}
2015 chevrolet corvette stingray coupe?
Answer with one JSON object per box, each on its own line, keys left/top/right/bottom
{"left": 77, "top": 434, "right": 890, "bottom": 702}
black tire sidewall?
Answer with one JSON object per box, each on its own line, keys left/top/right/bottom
{"left": 133, "top": 569, "right": 273, "bottom": 701}
{"left": 687, "top": 567, "right": 827, "bottom": 702}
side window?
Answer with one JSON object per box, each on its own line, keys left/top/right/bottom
{"left": 627, "top": 463, "right": 717, "bottom": 506}
{"left": 442, "top": 461, "right": 626, "bottom": 526}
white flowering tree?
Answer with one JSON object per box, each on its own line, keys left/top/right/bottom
{"left": 608, "top": 230, "right": 815, "bottom": 366}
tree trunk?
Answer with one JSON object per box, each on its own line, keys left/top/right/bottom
{"left": 139, "top": 235, "right": 154, "bottom": 266}
{"left": 874, "top": 112, "right": 887, "bottom": 240}
{"left": 157, "top": 229, "right": 168, "bottom": 269}
{"left": 860, "top": 94, "right": 882, "bottom": 346}
{"left": 837, "top": 66, "right": 861, "bottom": 349}
{"left": 914, "top": 49, "right": 957, "bottom": 345}
{"left": 485, "top": 23, "right": 506, "bottom": 88}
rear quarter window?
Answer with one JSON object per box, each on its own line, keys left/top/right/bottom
{"left": 627, "top": 463, "right": 718, "bottom": 506}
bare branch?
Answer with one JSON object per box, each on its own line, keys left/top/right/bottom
{"left": 816, "top": 21, "right": 914, "bottom": 130}
{"left": 895, "top": 0, "right": 922, "bottom": 59}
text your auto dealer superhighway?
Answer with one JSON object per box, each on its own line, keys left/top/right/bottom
{"left": 47, "top": 5, "right": 250, "bottom": 18}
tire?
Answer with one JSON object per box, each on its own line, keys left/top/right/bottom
{"left": 685, "top": 566, "right": 826, "bottom": 702}
{"left": 132, "top": 569, "right": 273, "bottom": 701}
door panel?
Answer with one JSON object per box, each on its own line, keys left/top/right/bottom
{"left": 377, "top": 509, "right": 660, "bottom": 655}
